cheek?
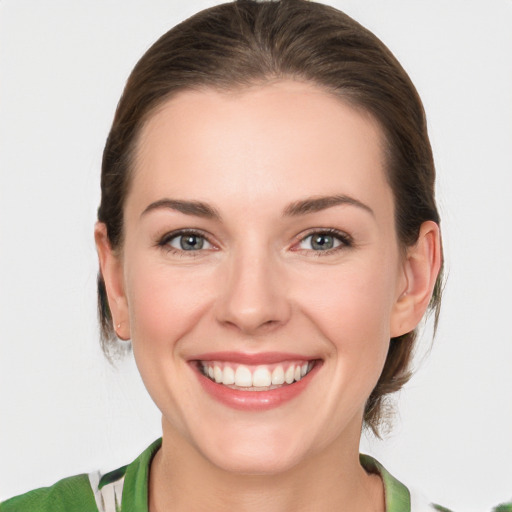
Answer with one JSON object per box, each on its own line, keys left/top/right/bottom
{"left": 123, "top": 258, "right": 220, "bottom": 434}
{"left": 294, "top": 258, "right": 397, "bottom": 358}
{"left": 125, "top": 258, "right": 216, "bottom": 349}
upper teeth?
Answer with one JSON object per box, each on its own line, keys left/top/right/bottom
{"left": 201, "top": 361, "right": 313, "bottom": 388}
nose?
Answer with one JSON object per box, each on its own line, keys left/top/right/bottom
{"left": 214, "top": 247, "right": 291, "bottom": 335}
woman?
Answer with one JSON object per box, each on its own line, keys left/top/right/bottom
{"left": 1, "top": 1, "right": 446, "bottom": 510}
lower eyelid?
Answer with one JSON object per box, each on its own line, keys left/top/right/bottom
{"left": 158, "top": 230, "right": 214, "bottom": 250}
{"left": 295, "top": 230, "right": 352, "bottom": 250}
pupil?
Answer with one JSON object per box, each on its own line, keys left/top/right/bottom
{"left": 312, "top": 234, "right": 333, "bottom": 250}
{"left": 180, "top": 235, "right": 203, "bottom": 250}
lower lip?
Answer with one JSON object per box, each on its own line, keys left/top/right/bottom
{"left": 193, "top": 362, "right": 321, "bottom": 411}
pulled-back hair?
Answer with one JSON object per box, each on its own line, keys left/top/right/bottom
{"left": 97, "top": 0, "right": 443, "bottom": 435}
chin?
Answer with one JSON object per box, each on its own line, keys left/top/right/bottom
{"left": 191, "top": 422, "right": 310, "bottom": 476}
{"left": 207, "top": 442, "right": 305, "bottom": 476}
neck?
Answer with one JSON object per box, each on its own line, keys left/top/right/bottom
{"left": 149, "top": 420, "right": 384, "bottom": 512}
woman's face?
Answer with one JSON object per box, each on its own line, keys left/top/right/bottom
{"left": 105, "top": 81, "right": 412, "bottom": 473}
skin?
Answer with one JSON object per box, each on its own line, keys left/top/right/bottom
{"left": 96, "top": 80, "right": 441, "bottom": 512}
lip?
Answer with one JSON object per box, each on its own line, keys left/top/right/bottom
{"left": 190, "top": 352, "right": 322, "bottom": 411}
{"left": 192, "top": 351, "right": 316, "bottom": 365}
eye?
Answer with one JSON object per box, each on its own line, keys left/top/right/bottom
{"left": 160, "top": 231, "right": 213, "bottom": 252}
{"left": 296, "top": 230, "right": 351, "bottom": 252}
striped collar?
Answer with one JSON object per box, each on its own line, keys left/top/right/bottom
{"left": 92, "top": 439, "right": 438, "bottom": 512}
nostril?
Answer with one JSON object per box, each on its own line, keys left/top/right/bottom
{"left": 216, "top": 296, "right": 289, "bottom": 333}
{"left": 213, "top": 259, "right": 292, "bottom": 332}
{"left": 222, "top": 316, "right": 282, "bottom": 334}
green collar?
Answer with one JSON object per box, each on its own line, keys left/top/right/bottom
{"left": 360, "top": 454, "right": 410, "bottom": 512}
{"left": 119, "top": 438, "right": 162, "bottom": 512}
{"left": 119, "top": 440, "right": 410, "bottom": 512}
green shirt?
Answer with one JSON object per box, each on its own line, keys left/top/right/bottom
{"left": 493, "top": 503, "right": 512, "bottom": 512}
{"left": 0, "top": 439, "right": 447, "bottom": 511}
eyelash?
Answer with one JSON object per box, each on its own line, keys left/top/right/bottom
{"left": 292, "top": 228, "right": 353, "bottom": 256}
{"left": 156, "top": 228, "right": 353, "bottom": 257}
{"left": 157, "top": 229, "right": 215, "bottom": 256}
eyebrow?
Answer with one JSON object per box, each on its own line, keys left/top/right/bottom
{"left": 283, "top": 195, "right": 374, "bottom": 217}
{"left": 141, "top": 194, "right": 374, "bottom": 221}
{"left": 141, "top": 199, "right": 221, "bottom": 220}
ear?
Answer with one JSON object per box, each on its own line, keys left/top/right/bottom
{"left": 390, "top": 221, "right": 442, "bottom": 338}
{"left": 94, "top": 222, "right": 130, "bottom": 340}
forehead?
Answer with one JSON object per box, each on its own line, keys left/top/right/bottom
{"left": 130, "top": 80, "right": 392, "bottom": 218}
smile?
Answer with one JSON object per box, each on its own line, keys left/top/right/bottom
{"left": 192, "top": 353, "right": 321, "bottom": 411}
{"left": 199, "top": 361, "right": 314, "bottom": 390}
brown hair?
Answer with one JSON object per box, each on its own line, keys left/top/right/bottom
{"left": 97, "top": 0, "right": 443, "bottom": 434}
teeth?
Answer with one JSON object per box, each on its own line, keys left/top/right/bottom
{"left": 284, "top": 365, "right": 295, "bottom": 384}
{"left": 234, "top": 365, "right": 252, "bottom": 387}
{"left": 202, "top": 361, "right": 314, "bottom": 389}
{"left": 222, "top": 366, "right": 235, "bottom": 385}
{"left": 271, "top": 366, "right": 285, "bottom": 385}
{"left": 252, "top": 367, "right": 272, "bottom": 387}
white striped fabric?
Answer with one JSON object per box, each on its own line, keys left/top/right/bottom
{"left": 88, "top": 471, "right": 125, "bottom": 512}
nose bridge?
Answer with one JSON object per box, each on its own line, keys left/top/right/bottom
{"left": 215, "top": 238, "right": 290, "bottom": 333}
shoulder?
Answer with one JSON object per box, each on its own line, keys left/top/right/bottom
{"left": 360, "top": 454, "right": 455, "bottom": 512}
{"left": 492, "top": 502, "right": 512, "bottom": 512}
{"left": 1, "top": 439, "right": 161, "bottom": 512}
{"left": 0, "top": 468, "right": 130, "bottom": 512}
{"left": 0, "top": 474, "right": 99, "bottom": 512}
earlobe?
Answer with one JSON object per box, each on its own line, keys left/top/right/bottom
{"left": 390, "top": 221, "right": 442, "bottom": 338}
{"left": 94, "top": 222, "right": 130, "bottom": 340}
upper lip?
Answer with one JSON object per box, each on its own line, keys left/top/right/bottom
{"left": 190, "top": 351, "right": 320, "bottom": 365}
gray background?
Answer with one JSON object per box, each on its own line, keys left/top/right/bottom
{"left": 1, "top": 1, "right": 511, "bottom": 510}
